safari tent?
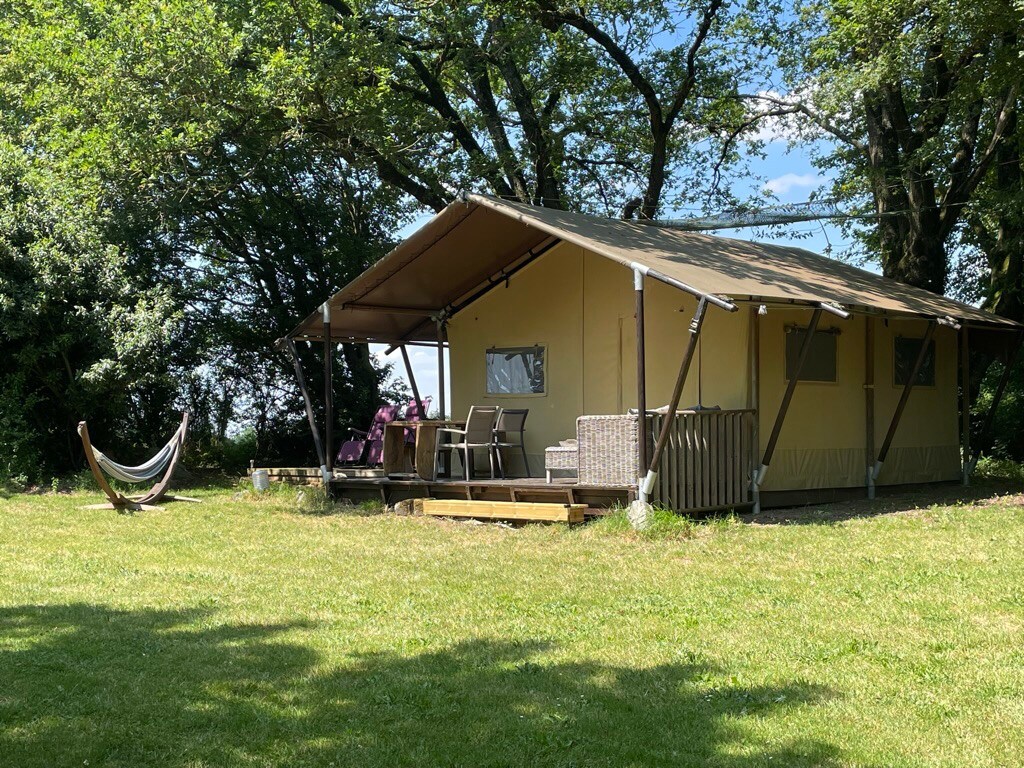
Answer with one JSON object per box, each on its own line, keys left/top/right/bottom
{"left": 284, "top": 194, "right": 1022, "bottom": 512}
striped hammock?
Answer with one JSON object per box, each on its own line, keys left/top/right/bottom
{"left": 90, "top": 421, "right": 186, "bottom": 483}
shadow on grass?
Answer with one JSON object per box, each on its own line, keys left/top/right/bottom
{"left": 744, "top": 477, "right": 1024, "bottom": 526}
{"left": 0, "top": 603, "right": 841, "bottom": 767}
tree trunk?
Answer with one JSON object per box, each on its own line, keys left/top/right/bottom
{"left": 340, "top": 341, "right": 381, "bottom": 429}
{"left": 641, "top": 127, "right": 668, "bottom": 220}
{"left": 983, "top": 108, "right": 1023, "bottom": 322}
{"left": 889, "top": 205, "right": 947, "bottom": 295}
{"left": 865, "top": 92, "right": 949, "bottom": 294}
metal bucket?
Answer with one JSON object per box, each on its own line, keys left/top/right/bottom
{"left": 251, "top": 469, "right": 270, "bottom": 492}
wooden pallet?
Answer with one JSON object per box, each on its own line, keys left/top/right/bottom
{"left": 420, "top": 499, "right": 586, "bottom": 524}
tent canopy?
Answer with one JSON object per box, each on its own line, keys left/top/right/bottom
{"left": 289, "top": 194, "right": 1020, "bottom": 343}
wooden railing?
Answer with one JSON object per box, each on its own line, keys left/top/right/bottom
{"left": 649, "top": 409, "right": 757, "bottom": 513}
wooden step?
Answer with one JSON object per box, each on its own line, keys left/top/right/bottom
{"left": 420, "top": 499, "right": 586, "bottom": 524}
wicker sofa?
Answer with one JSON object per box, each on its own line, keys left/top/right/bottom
{"left": 544, "top": 414, "right": 640, "bottom": 487}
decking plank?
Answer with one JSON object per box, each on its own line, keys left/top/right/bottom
{"left": 422, "top": 499, "right": 586, "bottom": 523}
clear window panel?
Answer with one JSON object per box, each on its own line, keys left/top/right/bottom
{"left": 486, "top": 346, "right": 545, "bottom": 395}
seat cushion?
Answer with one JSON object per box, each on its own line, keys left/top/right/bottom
{"left": 544, "top": 445, "right": 578, "bottom": 470}
{"left": 365, "top": 440, "right": 384, "bottom": 466}
{"left": 336, "top": 440, "right": 366, "bottom": 464}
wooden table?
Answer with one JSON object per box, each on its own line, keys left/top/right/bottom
{"left": 382, "top": 420, "right": 463, "bottom": 480}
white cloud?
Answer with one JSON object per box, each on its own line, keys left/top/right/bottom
{"left": 763, "top": 172, "right": 821, "bottom": 196}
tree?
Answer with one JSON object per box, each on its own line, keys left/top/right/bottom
{"left": 0, "top": 139, "right": 182, "bottom": 480}
{"left": 766, "top": 0, "right": 1021, "bottom": 302}
{"left": 0, "top": 0, "right": 785, "bottom": 477}
{"left": 0, "top": 0, "right": 407, "bottom": 473}
{"left": 285, "top": 0, "right": 764, "bottom": 218}
{"left": 965, "top": 102, "right": 1023, "bottom": 320}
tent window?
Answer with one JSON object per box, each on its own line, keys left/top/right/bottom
{"left": 785, "top": 327, "right": 838, "bottom": 382}
{"left": 486, "top": 346, "right": 546, "bottom": 395}
{"left": 894, "top": 336, "right": 936, "bottom": 386}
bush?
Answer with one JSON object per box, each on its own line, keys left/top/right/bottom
{"left": 974, "top": 456, "right": 1024, "bottom": 483}
{"left": 973, "top": 356, "right": 1024, "bottom": 461}
{"left": 187, "top": 429, "right": 259, "bottom": 474}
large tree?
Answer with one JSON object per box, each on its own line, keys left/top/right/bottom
{"left": 283, "top": 0, "right": 765, "bottom": 218}
{"left": 0, "top": 0, "right": 407, "bottom": 473}
{"left": 765, "top": 0, "right": 1021, "bottom": 305}
{"left": 0, "top": 139, "right": 183, "bottom": 479}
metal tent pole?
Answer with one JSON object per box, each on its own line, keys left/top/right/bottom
{"left": 960, "top": 326, "right": 971, "bottom": 486}
{"left": 322, "top": 303, "right": 333, "bottom": 481}
{"left": 749, "top": 305, "right": 762, "bottom": 513}
{"left": 639, "top": 297, "right": 710, "bottom": 501}
{"left": 865, "top": 315, "right": 876, "bottom": 499}
{"left": 436, "top": 319, "right": 446, "bottom": 419}
{"left": 399, "top": 344, "right": 424, "bottom": 412}
{"left": 758, "top": 307, "right": 823, "bottom": 478}
{"left": 749, "top": 303, "right": 851, "bottom": 489}
{"left": 634, "top": 267, "right": 648, "bottom": 489}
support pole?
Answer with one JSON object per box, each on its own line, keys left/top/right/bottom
{"left": 323, "top": 304, "right": 333, "bottom": 479}
{"left": 282, "top": 338, "right": 326, "bottom": 470}
{"left": 754, "top": 306, "right": 824, "bottom": 487}
{"left": 960, "top": 326, "right": 971, "bottom": 485}
{"left": 639, "top": 297, "right": 709, "bottom": 500}
{"left": 865, "top": 315, "right": 876, "bottom": 499}
{"left": 399, "top": 344, "right": 424, "bottom": 413}
{"left": 872, "top": 319, "right": 938, "bottom": 481}
{"left": 970, "top": 329, "right": 1024, "bottom": 471}
{"left": 749, "top": 305, "right": 762, "bottom": 513}
{"left": 634, "top": 267, "right": 648, "bottom": 488}
{"left": 436, "top": 319, "right": 446, "bottom": 420}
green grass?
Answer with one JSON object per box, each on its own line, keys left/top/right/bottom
{"left": 2, "top": 482, "right": 1024, "bottom": 767}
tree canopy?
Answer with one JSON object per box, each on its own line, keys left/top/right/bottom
{"left": 1, "top": 0, "right": 1021, "bottom": 482}
{"left": 766, "top": 0, "right": 1022, "bottom": 313}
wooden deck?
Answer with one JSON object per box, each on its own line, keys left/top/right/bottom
{"left": 327, "top": 471, "right": 634, "bottom": 511}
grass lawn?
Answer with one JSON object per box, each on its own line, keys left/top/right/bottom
{"left": 2, "top": 481, "right": 1023, "bottom": 767}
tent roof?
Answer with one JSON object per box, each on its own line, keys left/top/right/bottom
{"left": 289, "top": 194, "right": 1020, "bottom": 343}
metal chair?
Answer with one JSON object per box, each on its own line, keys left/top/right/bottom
{"left": 493, "top": 408, "right": 530, "bottom": 478}
{"left": 435, "top": 406, "right": 501, "bottom": 481}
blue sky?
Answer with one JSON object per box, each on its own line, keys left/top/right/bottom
{"left": 372, "top": 137, "right": 855, "bottom": 416}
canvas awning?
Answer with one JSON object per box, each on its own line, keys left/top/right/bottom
{"left": 288, "top": 194, "right": 1020, "bottom": 343}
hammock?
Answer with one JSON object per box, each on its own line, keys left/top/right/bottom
{"left": 78, "top": 413, "right": 198, "bottom": 510}
{"left": 92, "top": 420, "right": 186, "bottom": 483}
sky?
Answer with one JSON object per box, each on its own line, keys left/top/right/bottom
{"left": 369, "top": 133, "right": 857, "bottom": 417}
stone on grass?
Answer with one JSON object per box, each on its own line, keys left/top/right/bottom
{"left": 390, "top": 499, "right": 423, "bottom": 516}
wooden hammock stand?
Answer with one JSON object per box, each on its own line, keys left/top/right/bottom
{"left": 77, "top": 412, "right": 199, "bottom": 511}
